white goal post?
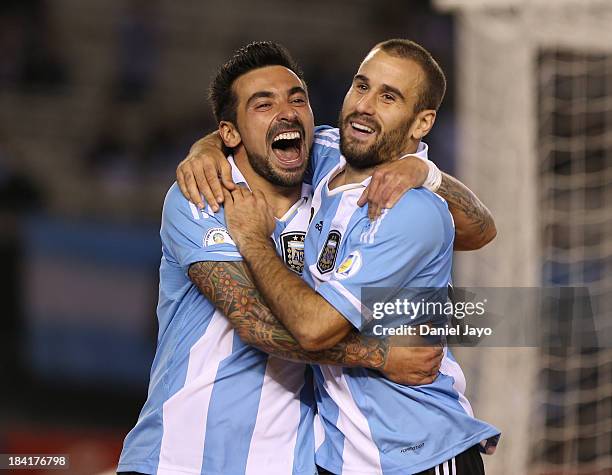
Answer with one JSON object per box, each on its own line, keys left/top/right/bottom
{"left": 433, "top": 0, "right": 612, "bottom": 473}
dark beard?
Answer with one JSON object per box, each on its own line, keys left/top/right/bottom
{"left": 237, "top": 119, "right": 309, "bottom": 188}
{"left": 246, "top": 149, "right": 307, "bottom": 188}
{"left": 339, "top": 112, "right": 413, "bottom": 169}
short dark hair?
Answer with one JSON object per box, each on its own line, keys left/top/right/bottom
{"left": 374, "top": 39, "right": 446, "bottom": 112}
{"left": 208, "top": 41, "right": 305, "bottom": 124}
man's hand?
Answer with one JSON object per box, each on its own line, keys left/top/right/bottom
{"left": 381, "top": 337, "right": 443, "bottom": 386}
{"left": 176, "top": 132, "right": 236, "bottom": 211}
{"left": 223, "top": 187, "right": 276, "bottom": 252}
{"left": 357, "top": 156, "right": 428, "bottom": 220}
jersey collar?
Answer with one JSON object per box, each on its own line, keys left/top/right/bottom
{"left": 226, "top": 155, "right": 311, "bottom": 222}
{"left": 327, "top": 141, "right": 429, "bottom": 195}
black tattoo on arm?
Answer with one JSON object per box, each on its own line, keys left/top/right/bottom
{"left": 188, "top": 261, "right": 389, "bottom": 369}
{"left": 437, "top": 172, "right": 497, "bottom": 250}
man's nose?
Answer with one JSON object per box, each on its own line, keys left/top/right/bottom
{"left": 355, "top": 92, "right": 376, "bottom": 115}
{"left": 277, "top": 101, "right": 299, "bottom": 122}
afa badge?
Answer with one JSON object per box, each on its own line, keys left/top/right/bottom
{"left": 317, "top": 230, "right": 341, "bottom": 274}
{"left": 281, "top": 232, "right": 306, "bottom": 275}
{"left": 204, "top": 227, "right": 235, "bottom": 246}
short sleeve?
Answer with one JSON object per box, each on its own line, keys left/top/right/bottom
{"left": 305, "top": 125, "right": 342, "bottom": 187}
{"left": 316, "top": 190, "right": 453, "bottom": 330}
{"left": 160, "top": 182, "right": 242, "bottom": 268}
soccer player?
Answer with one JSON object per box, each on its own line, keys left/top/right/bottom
{"left": 118, "top": 42, "right": 453, "bottom": 475}
{"left": 196, "top": 40, "right": 501, "bottom": 474}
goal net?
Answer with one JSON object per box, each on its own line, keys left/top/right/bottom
{"left": 433, "top": 1, "right": 612, "bottom": 473}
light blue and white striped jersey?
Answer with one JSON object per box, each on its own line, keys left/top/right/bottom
{"left": 118, "top": 157, "right": 317, "bottom": 475}
{"left": 305, "top": 127, "right": 501, "bottom": 474}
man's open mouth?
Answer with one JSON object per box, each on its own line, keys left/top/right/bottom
{"left": 271, "top": 130, "right": 303, "bottom": 167}
{"left": 349, "top": 120, "right": 376, "bottom": 138}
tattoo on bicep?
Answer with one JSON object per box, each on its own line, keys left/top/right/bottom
{"left": 187, "top": 261, "right": 388, "bottom": 368}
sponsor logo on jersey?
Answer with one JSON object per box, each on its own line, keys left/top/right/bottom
{"left": 281, "top": 232, "right": 306, "bottom": 275}
{"left": 335, "top": 250, "right": 362, "bottom": 279}
{"left": 204, "top": 227, "right": 235, "bottom": 246}
{"left": 317, "top": 230, "right": 341, "bottom": 274}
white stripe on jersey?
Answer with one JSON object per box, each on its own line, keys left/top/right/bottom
{"left": 316, "top": 129, "right": 340, "bottom": 140}
{"left": 451, "top": 456, "right": 457, "bottom": 475}
{"left": 435, "top": 465, "right": 440, "bottom": 475}
{"left": 443, "top": 460, "right": 450, "bottom": 475}
{"left": 244, "top": 357, "right": 305, "bottom": 475}
{"left": 328, "top": 280, "right": 361, "bottom": 315}
{"left": 314, "top": 413, "right": 325, "bottom": 452}
{"left": 189, "top": 202, "right": 201, "bottom": 220}
{"left": 314, "top": 138, "right": 340, "bottom": 149}
{"left": 439, "top": 349, "right": 474, "bottom": 417}
{"left": 360, "top": 209, "right": 388, "bottom": 244}
{"left": 210, "top": 251, "right": 242, "bottom": 258}
{"left": 158, "top": 309, "right": 234, "bottom": 474}
{"left": 319, "top": 366, "right": 382, "bottom": 474}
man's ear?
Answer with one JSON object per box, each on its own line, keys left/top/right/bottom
{"left": 410, "top": 110, "right": 437, "bottom": 140}
{"left": 219, "top": 121, "right": 242, "bottom": 149}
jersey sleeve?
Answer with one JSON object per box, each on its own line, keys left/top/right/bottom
{"left": 316, "top": 190, "right": 453, "bottom": 330}
{"left": 305, "top": 125, "right": 342, "bottom": 187}
{"left": 160, "top": 182, "right": 242, "bottom": 268}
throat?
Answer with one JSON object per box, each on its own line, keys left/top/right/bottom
{"left": 268, "top": 185, "right": 302, "bottom": 218}
{"left": 329, "top": 164, "right": 373, "bottom": 190}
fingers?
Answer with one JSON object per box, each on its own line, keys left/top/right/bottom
{"left": 202, "top": 160, "right": 224, "bottom": 208}
{"left": 177, "top": 167, "right": 188, "bottom": 200}
{"left": 365, "top": 158, "right": 429, "bottom": 219}
{"left": 368, "top": 202, "right": 380, "bottom": 221}
{"left": 357, "top": 188, "right": 368, "bottom": 208}
{"left": 431, "top": 350, "right": 443, "bottom": 372}
{"left": 231, "top": 185, "right": 248, "bottom": 201}
{"left": 193, "top": 164, "right": 215, "bottom": 211}
{"left": 366, "top": 170, "right": 382, "bottom": 205}
{"left": 222, "top": 188, "right": 234, "bottom": 212}
{"left": 220, "top": 160, "right": 237, "bottom": 191}
{"left": 416, "top": 373, "right": 438, "bottom": 385}
{"left": 383, "top": 190, "right": 402, "bottom": 210}
{"left": 365, "top": 169, "right": 388, "bottom": 220}
{"left": 183, "top": 169, "right": 205, "bottom": 209}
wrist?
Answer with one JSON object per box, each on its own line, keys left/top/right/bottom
{"left": 239, "top": 236, "right": 273, "bottom": 260}
{"left": 370, "top": 337, "right": 390, "bottom": 370}
{"left": 423, "top": 160, "right": 442, "bottom": 192}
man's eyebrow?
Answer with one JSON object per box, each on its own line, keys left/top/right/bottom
{"left": 246, "top": 91, "right": 274, "bottom": 108}
{"left": 354, "top": 74, "right": 406, "bottom": 102}
{"left": 288, "top": 86, "right": 307, "bottom": 96}
{"left": 381, "top": 84, "right": 406, "bottom": 102}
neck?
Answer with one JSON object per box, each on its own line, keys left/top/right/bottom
{"left": 233, "top": 151, "right": 301, "bottom": 218}
{"left": 331, "top": 141, "right": 420, "bottom": 189}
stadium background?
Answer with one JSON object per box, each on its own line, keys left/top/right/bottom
{"left": 0, "top": 0, "right": 609, "bottom": 473}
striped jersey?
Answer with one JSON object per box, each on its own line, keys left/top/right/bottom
{"left": 306, "top": 127, "right": 501, "bottom": 474}
{"left": 118, "top": 157, "right": 317, "bottom": 475}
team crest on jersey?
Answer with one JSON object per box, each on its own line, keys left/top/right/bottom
{"left": 281, "top": 232, "right": 306, "bottom": 275}
{"left": 335, "top": 250, "right": 362, "bottom": 279}
{"left": 317, "top": 230, "right": 341, "bottom": 274}
{"left": 204, "top": 227, "right": 235, "bottom": 246}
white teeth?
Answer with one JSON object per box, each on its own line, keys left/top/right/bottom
{"left": 273, "top": 131, "right": 301, "bottom": 142}
{"left": 351, "top": 122, "right": 374, "bottom": 133}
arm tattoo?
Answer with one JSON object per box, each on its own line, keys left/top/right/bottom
{"left": 188, "top": 261, "right": 388, "bottom": 369}
{"left": 437, "top": 173, "right": 496, "bottom": 249}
